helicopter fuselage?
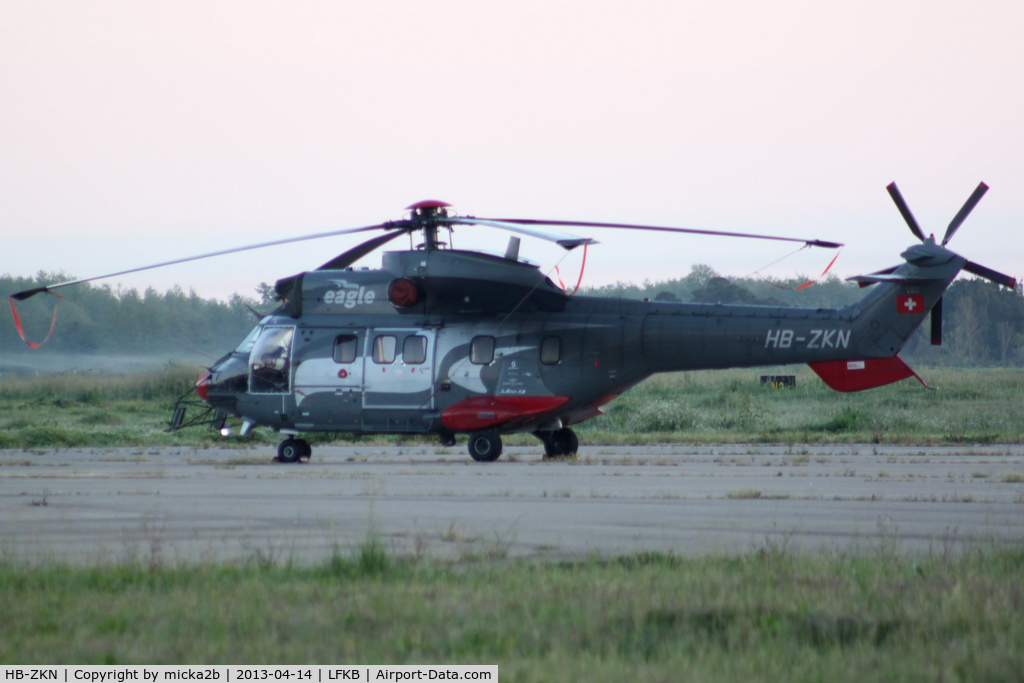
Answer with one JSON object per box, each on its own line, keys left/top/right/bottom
{"left": 199, "top": 245, "right": 953, "bottom": 448}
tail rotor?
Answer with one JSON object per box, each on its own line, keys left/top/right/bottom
{"left": 884, "top": 181, "right": 1016, "bottom": 346}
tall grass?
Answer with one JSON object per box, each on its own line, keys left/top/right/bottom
{"left": 0, "top": 364, "right": 234, "bottom": 449}
{"left": 0, "top": 363, "right": 200, "bottom": 403}
{"left": 1, "top": 366, "right": 1023, "bottom": 448}
{"left": 576, "top": 366, "right": 1024, "bottom": 444}
{"left": 1, "top": 545, "right": 1022, "bottom": 680}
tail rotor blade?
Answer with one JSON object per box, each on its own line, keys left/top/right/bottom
{"left": 963, "top": 260, "right": 1017, "bottom": 289}
{"left": 930, "top": 296, "right": 942, "bottom": 346}
{"left": 886, "top": 182, "right": 926, "bottom": 242}
{"left": 942, "top": 182, "right": 989, "bottom": 246}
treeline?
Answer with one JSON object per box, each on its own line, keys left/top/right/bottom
{"left": 2, "top": 266, "right": 1023, "bottom": 367}
{"left": 1, "top": 272, "right": 274, "bottom": 361}
{"left": 585, "top": 264, "right": 1024, "bottom": 366}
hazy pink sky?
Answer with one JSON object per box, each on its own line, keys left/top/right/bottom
{"left": 2, "top": 0, "right": 1022, "bottom": 300}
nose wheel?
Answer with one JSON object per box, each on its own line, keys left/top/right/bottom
{"left": 467, "top": 431, "right": 502, "bottom": 462}
{"left": 277, "top": 438, "right": 311, "bottom": 463}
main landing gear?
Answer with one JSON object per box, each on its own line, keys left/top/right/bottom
{"left": 467, "top": 431, "right": 503, "bottom": 462}
{"left": 535, "top": 428, "right": 579, "bottom": 459}
{"left": 277, "top": 438, "right": 311, "bottom": 463}
{"left": 465, "top": 428, "right": 579, "bottom": 462}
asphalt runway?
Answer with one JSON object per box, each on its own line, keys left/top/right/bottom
{"left": 2, "top": 444, "right": 1022, "bottom": 563}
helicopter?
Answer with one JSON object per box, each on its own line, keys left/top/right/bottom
{"left": 10, "top": 183, "right": 1016, "bottom": 463}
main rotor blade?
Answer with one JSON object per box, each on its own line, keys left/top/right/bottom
{"left": 10, "top": 223, "right": 396, "bottom": 301}
{"left": 317, "top": 230, "right": 407, "bottom": 270}
{"left": 886, "top": 182, "right": 926, "bottom": 242}
{"left": 475, "top": 217, "right": 842, "bottom": 249}
{"left": 931, "top": 296, "right": 942, "bottom": 346}
{"left": 962, "top": 260, "right": 1017, "bottom": 289}
{"left": 447, "top": 217, "right": 597, "bottom": 249}
{"left": 942, "top": 181, "right": 989, "bottom": 246}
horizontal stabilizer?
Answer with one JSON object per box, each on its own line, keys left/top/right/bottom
{"left": 809, "top": 357, "right": 933, "bottom": 392}
{"left": 847, "top": 274, "right": 943, "bottom": 288}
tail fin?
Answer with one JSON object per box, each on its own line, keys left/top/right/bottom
{"left": 811, "top": 181, "right": 1017, "bottom": 392}
{"left": 839, "top": 240, "right": 961, "bottom": 360}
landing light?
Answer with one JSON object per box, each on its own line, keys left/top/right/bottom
{"left": 220, "top": 427, "right": 232, "bottom": 437}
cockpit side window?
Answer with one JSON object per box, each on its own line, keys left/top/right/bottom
{"left": 249, "top": 326, "right": 295, "bottom": 394}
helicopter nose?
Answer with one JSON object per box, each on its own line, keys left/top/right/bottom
{"left": 196, "top": 371, "right": 211, "bottom": 402}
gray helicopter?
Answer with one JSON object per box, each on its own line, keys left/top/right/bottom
{"left": 11, "top": 184, "right": 1015, "bottom": 462}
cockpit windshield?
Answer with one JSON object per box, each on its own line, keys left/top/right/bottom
{"left": 235, "top": 325, "right": 263, "bottom": 354}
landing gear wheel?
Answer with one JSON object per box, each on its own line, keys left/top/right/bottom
{"left": 278, "top": 438, "right": 303, "bottom": 464}
{"left": 557, "top": 428, "right": 579, "bottom": 456}
{"left": 439, "top": 432, "right": 457, "bottom": 448}
{"left": 537, "top": 432, "right": 561, "bottom": 458}
{"left": 298, "top": 439, "right": 312, "bottom": 459}
{"left": 538, "top": 428, "right": 578, "bottom": 459}
{"left": 468, "top": 431, "right": 503, "bottom": 462}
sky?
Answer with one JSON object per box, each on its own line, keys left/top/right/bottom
{"left": 2, "top": 0, "right": 1022, "bottom": 302}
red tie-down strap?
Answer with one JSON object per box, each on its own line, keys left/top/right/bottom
{"left": 554, "top": 243, "right": 589, "bottom": 295}
{"left": 752, "top": 246, "right": 842, "bottom": 291}
{"left": 8, "top": 294, "right": 62, "bottom": 349}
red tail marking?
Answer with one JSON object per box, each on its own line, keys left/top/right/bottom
{"left": 809, "top": 356, "right": 933, "bottom": 392}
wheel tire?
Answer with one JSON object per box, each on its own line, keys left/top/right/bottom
{"left": 278, "top": 438, "right": 302, "bottom": 464}
{"left": 544, "top": 428, "right": 577, "bottom": 458}
{"left": 538, "top": 433, "right": 562, "bottom": 458}
{"left": 298, "top": 439, "right": 312, "bottom": 458}
{"left": 468, "top": 431, "right": 503, "bottom": 462}
{"left": 559, "top": 428, "right": 579, "bottom": 456}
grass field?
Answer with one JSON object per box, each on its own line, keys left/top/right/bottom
{"left": 1, "top": 543, "right": 1021, "bottom": 680}
{"left": 1, "top": 365, "right": 1024, "bottom": 449}
{"left": 3, "top": 367, "right": 1022, "bottom": 678}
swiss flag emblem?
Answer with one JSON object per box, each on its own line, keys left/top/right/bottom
{"left": 896, "top": 294, "right": 924, "bottom": 314}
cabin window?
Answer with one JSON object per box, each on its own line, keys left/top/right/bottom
{"left": 333, "top": 334, "right": 358, "bottom": 363}
{"left": 540, "top": 336, "right": 561, "bottom": 365}
{"left": 470, "top": 336, "right": 495, "bottom": 365}
{"left": 372, "top": 335, "right": 397, "bottom": 364}
{"left": 403, "top": 335, "right": 427, "bottom": 364}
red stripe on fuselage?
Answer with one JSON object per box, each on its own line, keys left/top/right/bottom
{"left": 441, "top": 396, "right": 570, "bottom": 432}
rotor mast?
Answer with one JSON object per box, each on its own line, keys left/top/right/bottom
{"left": 406, "top": 200, "right": 453, "bottom": 251}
